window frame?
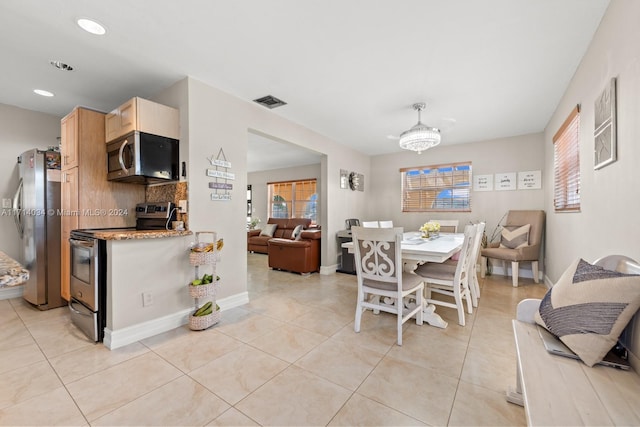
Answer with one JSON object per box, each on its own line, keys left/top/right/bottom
{"left": 267, "top": 178, "right": 318, "bottom": 223}
{"left": 400, "top": 161, "right": 472, "bottom": 213}
{"left": 553, "top": 105, "right": 581, "bottom": 212}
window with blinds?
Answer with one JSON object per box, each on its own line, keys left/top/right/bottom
{"left": 401, "top": 162, "right": 472, "bottom": 212}
{"left": 267, "top": 179, "right": 317, "bottom": 222}
{"left": 553, "top": 105, "right": 581, "bottom": 212}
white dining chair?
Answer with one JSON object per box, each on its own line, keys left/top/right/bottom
{"left": 378, "top": 220, "right": 394, "bottom": 228}
{"left": 440, "top": 221, "right": 485, "bottom": 307}
{"left": 361, "top": 221, "right": 379, "bottom": 228}
{"left": 459, "top": 222, "right": 485, "bottom": 307}
{"left": 414, "top": 223, "right": 477, "bottom": 326}
{"left": 352, "top": 226, "right": 424, "bottom": 345}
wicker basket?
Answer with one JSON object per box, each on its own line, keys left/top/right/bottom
{"left": 189, "top": 251, "right": 216, "bottom": 266}
{"left": 189, "top": 231, "right": 218, "bottom": 265}
{"left": 189, "top": 309, "right": 220, "bottom": 331}
{"left": 188, "top": 281, "right": 217, "bottom": 298}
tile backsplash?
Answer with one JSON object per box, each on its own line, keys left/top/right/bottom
{"left": 146, "top": 181, "right": 188, "bottom": 229}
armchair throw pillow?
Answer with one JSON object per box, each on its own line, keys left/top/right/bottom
{"left": 534, "top": 258, "right": 640, "bottom": 367}
{"left": 259, "top": 224, "right": 277, "bottom": 237}
{"left": 499, "top": 224, "right": 530, "bottom": 249}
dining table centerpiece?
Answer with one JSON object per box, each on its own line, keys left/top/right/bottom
{"left": 419, "top": 221, "right": 440, "bottom": 239}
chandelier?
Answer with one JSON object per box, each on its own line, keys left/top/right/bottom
{"left": 398, "top": 103, "right": 441, "bottom": 154}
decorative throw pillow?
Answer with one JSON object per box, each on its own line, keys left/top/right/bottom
{"left": 259, "top": 223, "right": 277, "bottom": 237}
{"left": 499, "top": 224, "right": 530, "bottom": 249}
{"left": 534, "top": 258, "right": 640, "bottom": 367}
{"left": 292, "top": 224, "right": 304, "bottom": 240}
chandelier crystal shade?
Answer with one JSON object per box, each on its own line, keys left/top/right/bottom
{"left": 398, "top": 103, "right": 441, "bottom": 154}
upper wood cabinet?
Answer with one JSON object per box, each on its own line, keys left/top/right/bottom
{"left": 105, "top": 97, "right": 179, "bottom": 143}
{"left": 60, "top": 109, "right": 78, "bottom": 170}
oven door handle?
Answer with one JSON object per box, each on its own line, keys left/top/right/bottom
{"left": 69, "top": 238, "right": 95, "bottom": 248}
{"left": 68, "top": 300, "right": 92, "bottom": 316}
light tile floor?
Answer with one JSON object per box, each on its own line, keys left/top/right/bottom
{"left": 0, "top": 254, "right": 547, "bottom": 426}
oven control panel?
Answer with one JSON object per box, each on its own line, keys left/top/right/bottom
{"left": 135, "top": 202, "right": 176, "bottom": 219}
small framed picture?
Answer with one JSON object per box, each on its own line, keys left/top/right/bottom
{"left": 517, "top": 170, "right": 541, "bottom": 190}
{"left": 495, "top": 173, "right": 517, "bottom": 191}
{"left": 594, "top": 78, "right": 617, "bottom": 170}
{"left": 473, "top": 174, "right": 493, "bottom": 191}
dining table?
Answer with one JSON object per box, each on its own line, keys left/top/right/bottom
{"left": 342, "top": 231, "right": 464, "bottom": 329}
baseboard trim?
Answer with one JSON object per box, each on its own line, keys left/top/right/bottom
{"left": 0, "top": 285, "right": 24, "bottom": 300}
{"left": 220, "top": 291, "right": 250, "bottom": 310}
{"left": 320, "top": 264, "right": 338, "bottom": 275}
{"left": 486, "top": 265, "right": 547, "bottom": 286}
{"left": 103, "top": 291, "right": 250, "bottom": 350}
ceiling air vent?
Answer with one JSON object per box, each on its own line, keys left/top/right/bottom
{"left": 253, "top": 95, "right": 287, "bottom": 109}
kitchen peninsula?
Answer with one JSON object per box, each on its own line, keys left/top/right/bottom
{"left": 98, "top": 230, "right": 195, "bottom": 349}
{"left": 69, "top": 228, "right": 194, "bottom": 349}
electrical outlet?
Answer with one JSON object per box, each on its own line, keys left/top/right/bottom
{"left": 178, "top": 200, "right": 188, "bottom": 213}
{"left": 1, "top": 198, "right": 11, "bottom": 209}
{"left": 142, "top": 292, "right": 153, "bottom": 307}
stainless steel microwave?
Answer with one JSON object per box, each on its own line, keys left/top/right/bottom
{"left": 106, "top": 131, "right": 179, "bottom": 184}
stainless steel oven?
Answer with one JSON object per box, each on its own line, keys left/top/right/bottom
{"left": 68, "top": 202, "right": 176, "bottom": 342}
{"left": 68, "top": 232, "right": 107, "bottom": 342}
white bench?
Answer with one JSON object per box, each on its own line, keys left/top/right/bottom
{"left": 508, "top": 256, "right": 640, "bottom": 426}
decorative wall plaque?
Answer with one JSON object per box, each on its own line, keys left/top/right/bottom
{"left": 207, "top": 148, "right": 232, "bottom": 201}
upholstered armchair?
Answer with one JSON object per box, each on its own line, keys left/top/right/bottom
{"left": 480, "top": 210, "right": 545, "bottom": 287}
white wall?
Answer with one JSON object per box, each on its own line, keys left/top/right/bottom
{"left": 0, "top": 104, "right": 61, "bottom": 261}
{"left": 248, "top": 163, "right": 321, "bottom": 226}
{"left": 369, "top": 133, "right": 546, "bottom": 273}
{"left": 543, "top": 0, "right": 640, "bottom": 281}
{"left": 159, "top": 77, "right": 370, "bottom": 303}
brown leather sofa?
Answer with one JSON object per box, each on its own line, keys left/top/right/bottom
{"left": 247, "top": 218, "right": 312, "bottom": 254}
{"left": 268, "top": 229, "right": 321, "bottom": 275}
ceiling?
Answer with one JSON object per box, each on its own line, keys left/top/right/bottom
{"left": 1, "top": 0, "right": 609, "bottom": 171}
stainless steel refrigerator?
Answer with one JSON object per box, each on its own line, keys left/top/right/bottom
{"left": 13, "top": 149, "right": 64, "bottom": 310}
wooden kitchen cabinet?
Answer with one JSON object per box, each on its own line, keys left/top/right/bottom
{"left": 105, "top": 97, "right": 179, "bottom": 143}
{"left": 60, "top": 108, "right": 78, "bottom": 170}
{"left": 60, "top": 168, "right": 78, "bottom": 301}
{"left": 60, "top": 107, "right": 145, "bottom": 300}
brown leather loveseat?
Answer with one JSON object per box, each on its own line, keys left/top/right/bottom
{"left": 247, "top": 218, "right": 312, "bottom": 254}
{"left": 247, "top": 217, "right": 321, "bottom": 274}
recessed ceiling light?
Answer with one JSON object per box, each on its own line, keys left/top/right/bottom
{"left": 50, "top": 60, "right": 74, "bottom": 71}
{"left": 77, "top": 18, "right": 106, "bottom": 35}
{"left": 34, "top": 89, "right": 54, "bottom": 97}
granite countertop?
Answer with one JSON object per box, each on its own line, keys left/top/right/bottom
{"left": 93, "top": 229, "right": 193, "bottom": 240}
{"left": 0, "top": 251, "right": 29, "bottom": 287}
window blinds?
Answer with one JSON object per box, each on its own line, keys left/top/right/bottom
{"left": 553, "top": 105, "right": 581, "bottom": 211}
{"left": 400, "top": 162, "right": 471, "bottom": 212}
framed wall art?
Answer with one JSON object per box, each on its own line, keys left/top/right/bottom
{"left": 473, "top": 174, "right": 493, "bottom": 191}
{"left": 594, "top": 77, "right": 617, "bottom": 170}
{"left": 517, "top": 170, "right": 542, "bottom": 190}
{"left": 494, "top": 172, "right": 517, "bottom": 191}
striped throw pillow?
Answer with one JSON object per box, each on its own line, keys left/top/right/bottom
{"left": 534, "top": 258, "right": 640, "bottom": 367}
{"left": 499, "top": 224, "right": 530, "bottom": 249}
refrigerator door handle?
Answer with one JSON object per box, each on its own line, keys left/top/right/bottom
{"left": 13, "top": 178, "right": 23, "bottom": 238}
